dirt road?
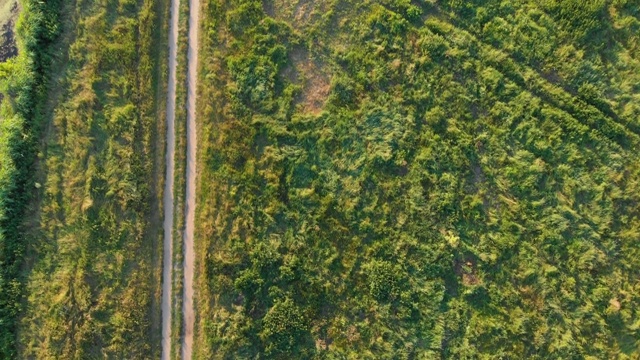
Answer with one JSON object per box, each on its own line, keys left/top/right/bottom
{"left": 161, "top": 0, "right": 179, "bottom": 355}
{"left": 162, "top": 0, "right": 198, "bottom": 356}
{"left": 181, "top": 0, "right": 200, "bottom": 356}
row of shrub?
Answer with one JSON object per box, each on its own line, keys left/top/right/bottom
{"left": 0, "top": 0, "right": 60, "bottom": 357}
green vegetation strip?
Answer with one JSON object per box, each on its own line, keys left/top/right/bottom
{"left": 0, "top": 0, "right": 59, "bottom": 356}
{"left": 11, "top": 0, "right": 168, "bottom": 357}
{"left": 170, "top": 0, "right": 191, "bottom": 356}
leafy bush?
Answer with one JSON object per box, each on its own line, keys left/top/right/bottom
{"left": 260, "top": 298, "right": 309, "bottom": 356}
{"left": 365, "top": 260, "right": 401, "bottom": 302}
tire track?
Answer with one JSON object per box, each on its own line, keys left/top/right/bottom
{"left": 424, "top": 17, "right": 640, "bottom": 150}
{"left": 181, "top": 0, "right": 199, "bottom": 356}
{"left": 161, "top": 0, "right": 179, "bottom": 355}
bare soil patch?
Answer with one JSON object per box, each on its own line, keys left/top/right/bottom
{"left": 0, "top": 2, "right": 18, "bottom": 62}
{"left": 455, "top": 258, "right": 481, "bottom": 286}
{"left": 284, "top": 47, "right": 331, "bottom": 114}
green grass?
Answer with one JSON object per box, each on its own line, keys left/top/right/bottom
{"left": 12, "top": 0, "right": 170, "bottom": 356}
{"left": 0, "top": 0, "right": 60, "bottom": 356}
{"left": 192, "top": 0, "right": 640, "bottom": 358}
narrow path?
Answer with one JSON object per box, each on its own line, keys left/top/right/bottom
{"left": 161, "top": 0, "right": 179, "bottom": 355}
{"left": 181, "top": 0, "right": 200, "bottom": 356}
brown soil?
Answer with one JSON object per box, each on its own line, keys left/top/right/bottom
{"left": 264, "top": 0, "right": 331, "bottom": 29}
{"left": 0, "top": 2, "right": 18, "bottom": 62}
{"left": 455, "top": 258, "right": 481, "bottom": 286}
{"left": 283, "top": 47, "right": 331, "bottom": 114}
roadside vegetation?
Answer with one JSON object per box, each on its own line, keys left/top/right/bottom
{"left": 194, "top": 0, "right": 640, "bottom": 358}
{"left": 170, "top": 0, "right": 191, "bottom": 355}
{"left": 1, "top": 0, "right": 168, "bottom": 357}
{"left": 0, "top": 0, "right": 59, "bottom": 356}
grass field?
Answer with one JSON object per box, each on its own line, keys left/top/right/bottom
{"left": 192, "top": 0, "right": 640, "bottom": 358}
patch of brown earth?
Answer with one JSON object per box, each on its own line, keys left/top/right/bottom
{"left": 609, "top": 297, "right": 621, "bottom": 311}
{"left": 0, "top": 2, "right": 18, "bottom": 62}
{"left": 293, "top": 0, "right": 315, "bottom": 24}
{"left": 283, "top": 47, "right": 330, "bottom": 114}
{"left": 315, "top": 338, "right": 327, "bottom": 350}
{"left": 455, "top": 258, "right": 481, "bottom": 286}
{"left": 265, "top": 0, "right": 332, "bottom": 29}
{"left": 345, "top": 325, "right": 360, "bottom": 343}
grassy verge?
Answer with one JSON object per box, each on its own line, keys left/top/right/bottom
{"left": 170, "top": 0, "right": 190, "bottom": 356}
{"left": 192, "top": 0, "right": 222, "bottom": 357}
{"left": 13, "top": 0, "right": 169, "bottom": 356}
{"left": 149, "top": 0, "right": 170, "bottom": 353}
